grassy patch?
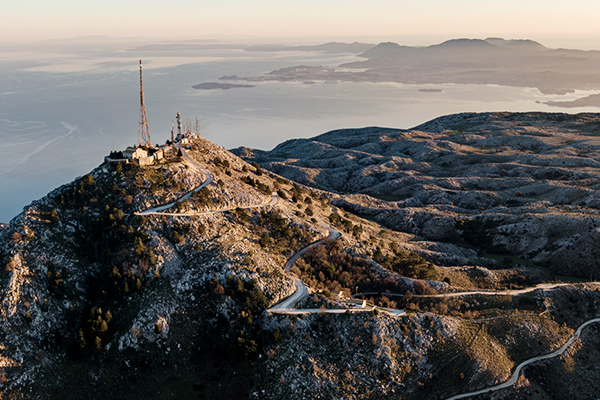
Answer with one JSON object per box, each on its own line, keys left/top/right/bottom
{"left": 485, "top": 315, "right": 570, "bottom": 363}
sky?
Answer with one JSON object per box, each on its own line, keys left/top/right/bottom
{"left": 3, "top": 0, "right": 600, "bottom": 47}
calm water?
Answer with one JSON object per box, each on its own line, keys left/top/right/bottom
{"left": 1, "top": 46, "right": 599, "bottom": 222}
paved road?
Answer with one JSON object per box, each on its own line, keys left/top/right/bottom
{"left": 446, "top": 317, "right": 600, "bottom": 400}
{"left": 135, "top": 150, "right": 600, "bottom": 394}
{"left": 135, "top": 147, "right": 403, "bottom": 317}
{"left": 268, "top": 222, "right": 340, "bottom": 312}
{"left": 266, "top": 223, "right": 405, "bottom": 317}
{"left": 356, "top": 282, "right": 595, "bottom": 300}
{"left": 283, "top": 222, "right": 340, "bottom": 274}
{"left": 270, "top": 275, "right": 309, "bottom": 310}
{"left": 270, "top": 239, "right": 408, "bottom": 317}
{"left": 269, "top": 306, "right": 405, "bottom": 316}
{"left": 136, "top": 145, "right": 278, "bottom": 216}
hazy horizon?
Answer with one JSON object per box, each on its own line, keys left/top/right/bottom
{"left": 4, "top": 0, "right": 600, "bottom": 47}
{"left": 3, "top": 33, "right": 600, "bottom": 52}
{"left": 2, "top": 37, "right": 600, "bottom": 223}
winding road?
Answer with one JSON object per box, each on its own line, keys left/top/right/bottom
{"left": 355, "top": 282, "right": 596, "bottom": 300}
{"left": 134, "top": 146, "right": 389, "bottom": 315}
{"left": 268, "top": 222, "right": 339, "bottom": 311}
{"left": 135, "top": 144, "right": 276, "bottom": 217}
{"left": 267, "top": 223, "right": 406, "bottom": 317}
{"left": 446, "top": 317, "right": 600, "bottom": 400}
{"left": 135, "top": 145, "right": 600, "bottom": 397}
{"left": 136, "top": 145, "right": 214, "bottom": 215}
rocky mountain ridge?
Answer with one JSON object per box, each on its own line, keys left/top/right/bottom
{"left": 235, "top": 112, "right": 600, "bottom": 279}
{"left": 1, "top": 113, "right": 600, "bottom": 399}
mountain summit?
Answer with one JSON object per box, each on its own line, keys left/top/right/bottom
{"left": 2, "top": 114, "right": 600, "bottom": 399}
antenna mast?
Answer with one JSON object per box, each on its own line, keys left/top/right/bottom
{"left": 138, "top": 60, "right": 152, "bottom": 148}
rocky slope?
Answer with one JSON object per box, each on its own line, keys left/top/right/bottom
{"left": 1, "top": 117, "right": 600, "bottom": 399}
{"left": 235, "top": 112, "right": 600, "bottom": 279}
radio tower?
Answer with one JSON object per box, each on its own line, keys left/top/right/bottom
{"left": 138, "top": 60, "right": 152, "bottom": 148}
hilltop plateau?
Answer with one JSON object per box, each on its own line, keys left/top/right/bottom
{"left": 1, "top": 113, "right": 600, "bottom": 399}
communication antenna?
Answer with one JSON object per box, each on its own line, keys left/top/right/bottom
{"left": 195, "top": 118, "right": 199, "bottom": 135}
{"left": 176, "top": 112, "right": 182, "bottom": 136}
{"left": 138, "top": 60, "right": 152, "bottom": 148}
{"left": 171, "top": 120, "right": 174, "bottom": 143}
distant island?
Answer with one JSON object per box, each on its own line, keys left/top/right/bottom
{"left": 192, "top": 82, "right": 256, "bottom": 90}
{"left": 219, "top": 37, "right": 600, "bottom": 95}
{"left": 418, "top": 88, "right": 442, "bottom": 93}
{"left": 544, "top": 93, "right": 600, "bottom": 108}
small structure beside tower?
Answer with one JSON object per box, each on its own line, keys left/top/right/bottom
{"left": 106, "top": 60, "right": 202, "bottom": 165}
{"left": 173, "top": 112, "right": 200, "bottom": 144}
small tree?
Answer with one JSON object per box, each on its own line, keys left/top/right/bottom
{"left": 276, "top": 190, "right": 288, "bottom": 200}
{"left": 5, "top": 258, "right": 16, "bottom": 272}
{"left": 213, "top": 284, "right": 225, "bottom": 297}
{"left": 235, "top": 208, "right": 249, "bottom": 222}
{"left": 78, "top": 330, "right": 86, "bottom": 349}
{"left": 49, "top": 209, "right": 60, "bottom": 223}
{"left": 98, "top": 320, "right": 108, "bottom": 334}
{"left": 171, "top": 231, "right": 181, "bottom": 244}
{"left": 82, "top": 174, "right": 95, "bottom": 186}
{"left": 11, "top": 232, "right": 22, "bottom": 244}
{"left": 133, "top": 237, "right": 145, "bottom": 258}
{"left": 259, "top": 233, "right": 271, "bottom": 248}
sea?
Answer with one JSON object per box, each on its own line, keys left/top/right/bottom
{"left": 1, "top": 43, "right": 599, "bottom": 222}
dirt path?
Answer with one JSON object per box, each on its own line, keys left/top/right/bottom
{"left": 136, "top": 145, "right": 213, "bottom": 215}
